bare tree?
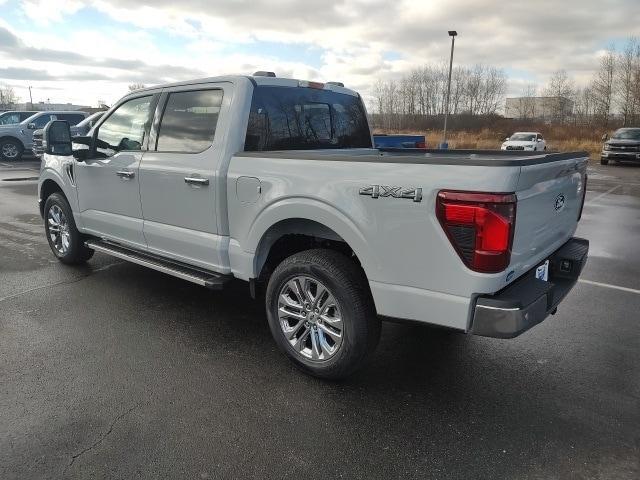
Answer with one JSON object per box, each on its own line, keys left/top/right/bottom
{"left": 0, "top": 84, "right": 19, "bottom": 108}
{"left": 591, "top": 46, "right": 616, "bottom": 126}
{"left": 543, "top": 70, "right": 575, "bottom": 123}
{"left": 514, "top": 84, "right": 537, "bottom": 119}
{"left": 616, "top": 37, "right": 640, "bottom": 126}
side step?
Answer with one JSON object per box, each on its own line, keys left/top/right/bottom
{"left": 85, "top": 239, "right": 231, "bottom": 290}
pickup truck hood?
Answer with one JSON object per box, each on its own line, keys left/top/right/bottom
{"left": 606, "top": 139, "right": 640, "bottom": 147}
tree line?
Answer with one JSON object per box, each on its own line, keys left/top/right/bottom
{"left": 372, "top": 63, "right": 507, "bottom": 130}
{"left": 372, "top": 37, "right": 640, "bottom": 131}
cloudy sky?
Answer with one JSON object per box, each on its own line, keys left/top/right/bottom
{"left": 0, "top": 0, "right": 638, "bottom": 109}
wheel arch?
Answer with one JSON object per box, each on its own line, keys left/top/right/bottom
{"left": 247, "top": 199, "right": 379, "bottom": 282}
{"left": 0, "top": 135, "right": 25, "bottom": 152}
{"left": 39, "top": 176, "right": 70, "bottom": 217}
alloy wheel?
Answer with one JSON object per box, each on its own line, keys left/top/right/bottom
{"left": 277, "top": 276, "right": 344, "bottom": 361}
{"left": 47, "top": 204, "right": 71, "bottom": 255}
{"left": 1, "top": 142, "right": 19, "bottom": 159}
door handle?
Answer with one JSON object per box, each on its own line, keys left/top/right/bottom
{"left": 184, "top": 176, "right": 209, "bottom": 186}
{"left": 116, "top": 170, "right": 135, "bottom": 179}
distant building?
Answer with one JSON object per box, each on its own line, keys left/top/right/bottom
{"left": 504, "top": 96, "right": 574, "bottom": 120}
{"left": 18, "top": 101, "right": 92, "bottom": 112}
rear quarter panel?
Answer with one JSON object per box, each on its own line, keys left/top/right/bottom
{"left": 227, "top": 154, "right": 524, "bottom": 327}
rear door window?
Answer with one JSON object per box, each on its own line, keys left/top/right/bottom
{"left": 155, "top": 89, "right": 223, "bottom": 153}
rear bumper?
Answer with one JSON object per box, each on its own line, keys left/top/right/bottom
{"left": 470, "top": 237, "right": 589, "bottom": 339}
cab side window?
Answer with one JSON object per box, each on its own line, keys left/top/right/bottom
{"left": 156, "top": 89, "right": 223, "bottom": 153}
{"left": 96, "top": 96, "right": 153, "bottom": 157}
{"left": 32, "top": 115, "right": 53, "bottom": 128}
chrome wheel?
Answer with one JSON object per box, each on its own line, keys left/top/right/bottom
{"left": 278, "top": 276, "right": 344, "bottom": 361}
{"left": 1, "top": 142, "right": 19, "bottom": 159}
{"left": 47, "top": 204, "right": 71, "bottom": 255}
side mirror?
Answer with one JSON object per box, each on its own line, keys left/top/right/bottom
{"left": 504, "top": 136, "right": 510, "bottom": 141}
{"left": 71, "top": 135, "right": 93, "bottom": 161}
{"left": 43, "top": 120, "right": 72, "bottom": 156}
{"left": 27, "top": 122, "right": 37, "bottom": 130}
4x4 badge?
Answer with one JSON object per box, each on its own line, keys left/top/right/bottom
{"left": 359, "top": 185, "right": 423, "bottom": 202}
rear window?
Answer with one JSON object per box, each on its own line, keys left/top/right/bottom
{"left": 244, "top": 86, "right": 371, "bottom": 151}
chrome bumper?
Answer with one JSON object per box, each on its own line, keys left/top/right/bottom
{"left": 470, "top": 237, "right": 589, "bottom": 339}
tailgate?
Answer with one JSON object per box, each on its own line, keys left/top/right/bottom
{"left": 510, "top": 157, "right": 588, "bottom": 276}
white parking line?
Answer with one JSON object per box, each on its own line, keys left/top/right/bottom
{"left": 586, "top": 185, "right": 621, "bottom": 205}
{"left": 578, "top": 279, "right": 640, "bottom": 295}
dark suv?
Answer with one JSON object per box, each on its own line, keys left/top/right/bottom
{"left": 601, "top": 128, "right": 640, "bottom": 165}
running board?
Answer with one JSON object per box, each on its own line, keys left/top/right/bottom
{"left": 85, "top": 239, "right": 231, "bottom": 290}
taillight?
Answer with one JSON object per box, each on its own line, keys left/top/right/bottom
{"left": 416, "top": 141, "right": 426, "bottom": 149}
{"left": 436, "top": 191, "right": 517, "bottom": 273}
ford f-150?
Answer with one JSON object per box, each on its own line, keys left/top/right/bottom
{"left": 38, "top": 73, "right": 589, "bottom": 379}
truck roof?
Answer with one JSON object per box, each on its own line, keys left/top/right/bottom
{"left": 131, "top": 75, "right": 359, "bottom": 97}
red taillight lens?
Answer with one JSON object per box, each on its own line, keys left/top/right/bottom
{"left": 416, "top": 141, "right": 426, "bottom": 149}
{"left": 436, "top": 191, "right": 517, "bottom": 273}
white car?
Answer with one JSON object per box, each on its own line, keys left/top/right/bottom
{"left": 37, "top": 73, "right": 589, "bottom": 379}
{"left": 501, "top": 132, "right": 546, "bottom": 151}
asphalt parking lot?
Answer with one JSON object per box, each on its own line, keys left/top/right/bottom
{"left": 1, "top": 158, "right": 638, "bottom": 479}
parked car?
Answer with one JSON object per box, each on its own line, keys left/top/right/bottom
{"left": 0, "top": 111, "right": 87, "bottom": 161}
{"left": 0, "top": 111, "right": 35, "bottom": 126}
{"left": 373, "top": 134, "right": 426, "bottom": 149}
{"left": 600, "top": 127, "right": 640, "bottom": 165}
{"left": 38, "top": 73, "right": 589, "bottom": 379}
{"left": 501, "top": 132, "right": 546, "bottom": 151}
{"left": 32, "top": 111, "right": 105, "bottom": 157}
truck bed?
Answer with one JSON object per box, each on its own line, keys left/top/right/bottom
{"left": 236, "top": 148, "right": 589, "bottom": 167}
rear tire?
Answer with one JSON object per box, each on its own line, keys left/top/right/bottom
{"left": 600, "top": 157, "right": 609, "bottom": 165}
{"left": 44, "top": 193, "right": 94, "bottom": 264}
{"left": 265, "top": 249, "right": 380, "bottom": 379}
{"left": 0, "top": 138, "right": 24, "bottom": 161}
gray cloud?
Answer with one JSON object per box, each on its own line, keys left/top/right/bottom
{"left": 0, "top": 25, "right": 205, "bottom": 84}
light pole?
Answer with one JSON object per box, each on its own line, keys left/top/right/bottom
{"left": 441, "top": 30, "right": 457, "bottom": 149}
{"left": 28, "top": 86, "right": 33, "bottom": 110}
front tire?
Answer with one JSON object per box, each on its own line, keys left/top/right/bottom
{"left": 44, "top": 193, "right": 94, "bottom": 264}
{"left": 266, "top": 249, "right": 380, "bottom": 379}
{"left": 0, "top": 138, "right": 24, "bottom": 161}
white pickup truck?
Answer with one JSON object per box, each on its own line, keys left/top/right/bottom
{"left": 38, "top": 73, "right": 589, "bottom": 379}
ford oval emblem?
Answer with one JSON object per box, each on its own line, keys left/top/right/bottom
{"left": 555, "top": 194, "right": 566, "bottom": 212}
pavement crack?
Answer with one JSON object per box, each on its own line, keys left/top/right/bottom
{"left": 63, "top": 402, "right": 141, "bottom": 476}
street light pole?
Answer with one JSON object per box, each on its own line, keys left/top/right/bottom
{"left": 442, "top": 30, "right": 457, "bottom": 149}
{"left": 28, "top": 86, "right": 33, "bottom": 110}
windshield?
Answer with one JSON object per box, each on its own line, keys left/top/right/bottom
{"left": 244, "top": 85, "right": 372, "bottom": 151}
{"left": 611, "top": 128, "right": 640, "bottom": 140}
{"left": 509, "top": 133, "right": 536, "bottom": 141}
